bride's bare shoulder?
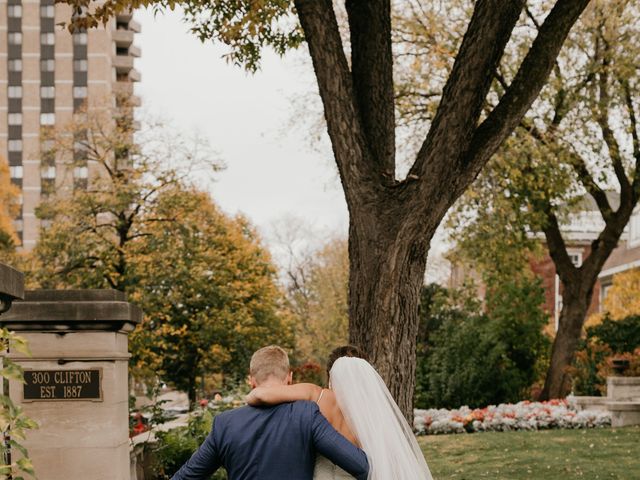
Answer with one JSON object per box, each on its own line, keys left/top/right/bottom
{"left": 318, "top": 389, "right": 340, "bottom": 414}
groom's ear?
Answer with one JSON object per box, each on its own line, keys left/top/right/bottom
{"left": 249, "top": 375, "right": 258, "bottom": 389}
{"left": 286, "top": 371, "right": 293, "bottom": 385}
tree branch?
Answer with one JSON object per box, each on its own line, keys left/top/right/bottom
{"left": 596, "top": 44, "right": 632, "bottom": 201}
{"left": 346, "top": 0, "right": 395, "bottom": 180}
{"left": 622, "top": 81, "right": 640, "bottom": 195}
{"left": 564, "top": 144, "right": 614, "bottom": 220}
{"left": 519, "top": 120, "right": 614, "bottom": 220}
{"left": 540, "top": 203, "right": 577, "bottom": 283}
{"left": 410, "top": 0, "right": 525, "bottom": 181}
{"left": 463, "top": 0, "right": 591, "bottom": 185}
{"left": 294, "top": 0, "right": 375, "bottom": 201}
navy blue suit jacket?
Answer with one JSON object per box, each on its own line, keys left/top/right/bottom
{"left": 171, "top": 401, "right": 369, "bottom": 480}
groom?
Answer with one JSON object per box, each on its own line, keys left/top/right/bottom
{"left": 171, "top": 345, "right": 369, "bottom": 480}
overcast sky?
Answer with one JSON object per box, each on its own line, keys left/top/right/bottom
{"left": 135, "top": 8, "right": 449, "bottom": 282}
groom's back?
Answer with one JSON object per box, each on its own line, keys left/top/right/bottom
{"left": 214, "top": 401, "right": 317, "bottom": 479}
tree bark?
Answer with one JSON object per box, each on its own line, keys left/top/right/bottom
{"left": 540, "top": 284, "right": 594, "bottom": 399}
{"left": 347, "top": 205, "right": 432, "bottom": 419}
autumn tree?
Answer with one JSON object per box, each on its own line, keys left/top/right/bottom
{"left": 588, "top": 269, "right": 640, "bottom": 325}
{"left": 24, "top": 103, "right": 292, "bottom": 404}
{"left": 28, "top": 100, "right": 212, "bottom": 290}
{"left": 131, "top": 186, "right": 294, "bottom": 404}
{"left": 443, "top": 0, "right": 640, "bottom": 399}
{"left": 279, "top": 233, "right": 349, "bottom": 365}
{"left": 63, "top": 0, "right": 592, "bottom": 417}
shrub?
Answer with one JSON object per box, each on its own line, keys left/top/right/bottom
{"left": 292, "top": 361, "right": 325, "bottom": 386}
{"left": 148, "top": 409, "right": 227, "bottom": 480}
{"left": 415, "top": 279, "right": 549, "bottom": 409}
{"left": 568, "top": 340, "right": 612, "bottom": 396}
{"left": 570, "top": 315, "right": 640, "bottom": 395}
{"left": 587, "top": 315, "right": 640, "bottom": 354}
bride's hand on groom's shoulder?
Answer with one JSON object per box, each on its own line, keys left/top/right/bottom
{"left": 245, "top": 388, "right": 265, "bottom": 406}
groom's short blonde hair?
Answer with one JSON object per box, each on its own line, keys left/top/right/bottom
{"left": 250, "top": 345, "right": 290, "bottom": 383}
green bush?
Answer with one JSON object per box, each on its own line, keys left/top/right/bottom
{"left": 587, "top": 315, "right": 640, "bottom": 354}
{"left": 568, "top": 339, "right": 612, "bottom": 396}
{"left": 569, "top": 315, "right": 640, "bottom": 395}
{"left": 415, "top": 280, "right": 549, "bottom": 409}
{"left": 149, "top": 409, "right": 227, "bottom": 480}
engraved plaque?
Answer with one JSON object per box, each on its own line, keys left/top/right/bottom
{"left": 23, "top": 369, "right": 102, "bottom": 402}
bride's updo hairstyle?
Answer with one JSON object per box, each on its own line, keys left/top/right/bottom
{"left": 326, "top": 345, "right": 367, "bottom": 380}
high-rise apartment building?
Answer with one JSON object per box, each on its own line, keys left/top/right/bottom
{"left": 0, "top": 1, "right": 140, "bottom": 249}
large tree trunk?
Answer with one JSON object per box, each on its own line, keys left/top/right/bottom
{"left": 539, "top": 284, "right": 594, "bottom": 400}
{"left": 348, "top": 210, "right": 431, "bottom": 421}
{"left": 294, "top": 0, "right": 591, "bottom": 421}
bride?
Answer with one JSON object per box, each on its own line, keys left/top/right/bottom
{"left": 246, "top": 345, "right": 433, "bottom": 480}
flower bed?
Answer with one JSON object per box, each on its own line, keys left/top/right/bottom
{"left": 414, "top": 399, "right": 611, "bottom": 435}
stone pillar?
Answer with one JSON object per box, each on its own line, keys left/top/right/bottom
{"left": 606, "top": 376, "right": 640, "bottom": 428}
{"left": 1, "top": 290, "right": 141, "bottom": 480}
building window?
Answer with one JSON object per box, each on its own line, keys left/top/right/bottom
{"left": 8, "top": 140, "right": 23, "bottom": 152}
{"left": 40, "top": 5, "right": 55, "bottom": 17}
{"left": 41, "top": 59, "right": 55, "bottom": 72}
{"left": 9, "top": 166, "right": 23, "bottom": 179}
{"left": 600, "top": 283, "right": 612, "bottom": 311}
{"left": 13, "top": 219, "right": 23, "bottom": 233}
{"left": 41, "top": 86, "right": 55, "bottom": 98}
{"left": 568, "top": 252, "right": 583, "bottom": 268}
{"left": 8, "top": 5, "right": 22, "bottom": 17}
{"left": 73, "top": 32, "right": 88, "bottom": 45}
{"left": 41, "top": 166, "right": 56, "bottom": 179}
{"left": 73, "top": 59, "right": 88, "bottom": 72}
{"left": 73, "top": 139, "right": 87, "bottom": 151}
{"left": 8, "top": 86, "right": 23, "bottom": 98}
{"left": 40, "top": 113, "right": 56, "bottom": 125}
{"left": 8, "top": 59, "right": 22, "bottom": 72}
{"left": 73, "top": 166, "right": 89, "bottom": 179}
{"left": 41, "top": 33, "right": 55, "bottom": 45}
{"left": 8, "top": 113, "right": 22, "bottom": 126}
{"left": 73, "top": 86, "right": 88, "bottom": 99}
{"left": 8, "top": 32, "right": 22, "bottom": 45}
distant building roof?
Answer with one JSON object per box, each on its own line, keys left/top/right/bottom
{"left": 572, "top": 191, "right": 621, "bottom": 212}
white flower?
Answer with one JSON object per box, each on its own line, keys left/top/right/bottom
{"left": 414, "top": 400, "right": 611, "bottom": 435}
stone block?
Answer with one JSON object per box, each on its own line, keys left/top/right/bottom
{"left": 607, "top": 401, "right": 640, "bottom": 428}
{"left": 607, "top": 376, "right": 640, "bottom": 401}
{"left": 572, "top": 396, "right": 609, "bottom": 412}
{"left": 28, "top": 445, "right": 130, "bottom": 480}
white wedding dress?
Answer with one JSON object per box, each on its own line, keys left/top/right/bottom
{"left": 313, "top": 357, "right": 433, "bottom": 480}
{"left": 314, "top": 455, "right": 353, "bottom": 479}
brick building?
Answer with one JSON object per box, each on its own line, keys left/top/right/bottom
{"left": 450, "top": 192, "right": 640, "bottom": 331}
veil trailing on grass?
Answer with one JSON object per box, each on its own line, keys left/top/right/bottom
{"left": 330, "top": 357, "right": 433, "bottom": 480}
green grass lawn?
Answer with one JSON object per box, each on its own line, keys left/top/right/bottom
{"left": 419, "top": 426, "right": 640, "bottom": 480}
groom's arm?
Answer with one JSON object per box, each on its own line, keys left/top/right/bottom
{"left": 171, "top": 420, "right": 221, "bottom": 480}
{"left": 309, "top": 404, "right": 369, "bottom": 480}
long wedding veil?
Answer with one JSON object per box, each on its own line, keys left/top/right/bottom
{"left": 330, "top": 357, "right": 433, "bottom": 480}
